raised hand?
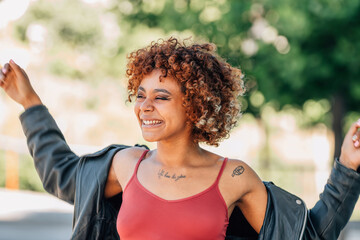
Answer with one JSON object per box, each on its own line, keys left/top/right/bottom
{"left": 0, "top": 60, "right": 42, "bottom": 109}
{"left": 340, "top": 120, "right": 360, "bottom": 172}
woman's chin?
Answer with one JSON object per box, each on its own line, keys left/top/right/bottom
{"left": 141, "top": 134, "right": 160, "bottom": 143}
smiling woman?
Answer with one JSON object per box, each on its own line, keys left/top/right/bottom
{"left": 133, "top": 70, "right": 190, "bottom": 143}
{"left": 127, "top": 38, "right": 244, "bottom": 146}
{"left": 0, "top": 37, "right": 360, "bottom": 240}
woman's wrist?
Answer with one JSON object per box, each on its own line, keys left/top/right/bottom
{"left": 22, "top": 95, "right": 43, "bottom": 110}
{"left": 339, "top": 155, "right": 359, "bottom": 172}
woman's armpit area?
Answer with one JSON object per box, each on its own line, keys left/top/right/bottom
{"left": 104, "top": 162, "right": 123, "bottom": 198}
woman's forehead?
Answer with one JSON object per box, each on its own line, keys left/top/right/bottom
{"left": 139, "top": 70, "right": 181, "bottom": 92}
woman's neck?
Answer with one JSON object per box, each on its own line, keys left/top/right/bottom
{"left": 155, "top": 138, "right": 205, "bottom": 167}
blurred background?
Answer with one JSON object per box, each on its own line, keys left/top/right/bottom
{"left": 0, "top": 0, "right": 359, "bottom": 239}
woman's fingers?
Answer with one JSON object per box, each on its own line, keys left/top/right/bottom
{"left": 0, "top": 62, "right": 14, "bottom": 82}
{"left": 2, "top": 63, "right": 10, "bottom": 74}
{"left": 346, "top": 120, "right": 360, "bottom": 139}
{"left": 8, "top": 59, "right": 22, "bottom": 75}
{"left": 340, "top": 119, "right": 360, "bottom": 171}
{"left": 0, "top": 69, "right": 3, "bottom": 79}
{"left": 0, "top": 75, "right": 4, "bottom": 88}
{"left": 350, "top": 119, "right": 360, "bottom": 148}
{"left": 0, "top": 71, "right": 4, "bottom": 83}
{"left": 0, "top": 64, "right": 7, "bottom": 86}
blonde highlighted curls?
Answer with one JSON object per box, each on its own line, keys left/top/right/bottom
{"left": 127, "top": 37, "right": 245, "bottom": 146}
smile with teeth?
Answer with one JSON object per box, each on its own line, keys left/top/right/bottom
{"left": 142, "top": 120, "right": 163, "bottom": 126}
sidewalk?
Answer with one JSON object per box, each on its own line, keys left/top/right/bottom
{"left": 0, "top": 188, "right": 73, "bottom": 240}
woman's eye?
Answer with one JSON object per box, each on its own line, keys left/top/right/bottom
{"left": 136, "top": 95, "right": 144, "bottom": 99}
{"left": 156, "top": 97, "right": 169, "bottom": 100}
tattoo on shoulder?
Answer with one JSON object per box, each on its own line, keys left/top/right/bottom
{"left": 158, "top": 169, "right": 186, "bottom": 181}
{"left": 232, "top": 165, "right": 245, "bottom": 177}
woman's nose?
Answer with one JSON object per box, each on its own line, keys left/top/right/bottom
{"left": 140, "top": 98, "right": 154, "bottom": 112}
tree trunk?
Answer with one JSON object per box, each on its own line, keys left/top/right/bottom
{"left": 258, "top": 118, "right": 271, "bottom": 179}
{"left": 331, "top": 93, "right": 346, "bottom": 162}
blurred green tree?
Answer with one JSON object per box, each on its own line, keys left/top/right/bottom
{"left": 13, "top": 0, "right": 360, "bottom": 162}
{"left": 109, "top": 0, "right": 360, "bottom": 160}
{"left": 14, "top": 0, "right": 127, "bottom": 82}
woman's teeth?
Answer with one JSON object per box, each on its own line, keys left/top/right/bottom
{"left": 143, "top": 120, "right": 162, "bottom": 125}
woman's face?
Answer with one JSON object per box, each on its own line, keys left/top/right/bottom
{"left": 134, "top": 69, "right": 191, "bottom": 143}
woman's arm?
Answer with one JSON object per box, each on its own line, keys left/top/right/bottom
{"left": 1, "top": 60, "right": 79, "bottom": 204}
{"left": 339, "top": 120, "right": 360, "bottom": 172}
{"left": 304, "top": 158, "right": 360, "bottom": 239}
{"left": 235, "top": 168, "right": 267, "bottom": 233}
{"left": 0, "top": 60, "right": 42, "bottom": 109}
{"left": 1, "top": 61, "right": 135, "bottom": 201}
{"left": 20, "top": 105, "right": 80, "bottom": 204}
{"left": 227, "top": 120, "right": 360, "bottom": 239}
{"left": 223, "top": 160, "right": 268, "bottom": 233}
{"left": 303, "top": 120, "right": 360, "bottom": 239}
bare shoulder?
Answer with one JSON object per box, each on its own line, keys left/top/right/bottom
{"left": 224, "top": 158, "right": 259, "bottom": 179}
{"left": 113, "top": 147, "right": 149, "bottom": 182}
{"left": 113, "top": 146, "right": 148, "bottom": 162}
{"left": 112, "top": 146, "right": 149, "bottom": 172}
{"left": 221, "top": 158, "right": 264, "bottom": 199}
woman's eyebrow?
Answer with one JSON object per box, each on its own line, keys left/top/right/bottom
{"left": 138, "top": 86, "right": 172, "bottom": 95}
{"left": 154, "top": 89, "right": 172, "bottom": 95}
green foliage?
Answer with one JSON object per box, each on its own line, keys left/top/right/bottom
{"left": 108, "top": 0, "right": 360, "bottom": 121}
{"left": 0, "top": 150, "right": 44, "bottom": 192}
{"left": 15, "top": 0, "right": 102, "bottom": 47}
{"left": 48, "top": 59, "right": 84, "bottom": 79}
{"left": 10, "top": 0, "right": 360, "bottom": 160}
{"left": 344, "top": 112, "right": 360, "bottom": 135}
{"left": 13, "top": 0, "right": 114, "bottom": 81}
{"left": 101, "top": 0, "right": 360, "bottom": 159}
{"left": 18, "top": 154, "right": 45, "bottom": 192}
{"left": 13, "top": 0, "right": 360, "bottom": 121}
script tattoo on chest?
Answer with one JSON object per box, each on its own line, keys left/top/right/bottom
{"left": 158, "top": 169, "right": 186, "bottom": 181}
{"left": 232, "top": 165, "right": 245, "bottom": 177}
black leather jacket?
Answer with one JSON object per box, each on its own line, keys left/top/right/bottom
{"left": 20, "top": 105, "right": 360, "bottom": 240}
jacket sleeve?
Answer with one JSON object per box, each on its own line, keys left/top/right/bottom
{"left": 304, "top": 158, "right": 360, "bottom": 239}
{"left": 20, "top": 105, "right": 80, "bottom": 204}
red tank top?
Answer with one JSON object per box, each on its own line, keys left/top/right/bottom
{"left": 117, "top": 150, "right": 229, "bottom": 240}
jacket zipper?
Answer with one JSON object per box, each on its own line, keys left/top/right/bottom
{"left": 298, "top": 200, "right": 308, "bottom": 240}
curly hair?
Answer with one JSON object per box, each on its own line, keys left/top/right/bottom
{"left": 126, "top": 37, "right": 245, "bottom": 146}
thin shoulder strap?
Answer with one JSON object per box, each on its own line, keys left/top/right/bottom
{"left": 133, "top": 150, "right": 149, "bottom": 175}
{"left": 215, "top": 157, "right": 228, "bottom": 183}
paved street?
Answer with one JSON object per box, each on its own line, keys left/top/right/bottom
{"left": 0, "top": 189, "right": 73, "bottom": 240}
{"left": 339, "top": 221, "right": 360, "bottom": 240}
